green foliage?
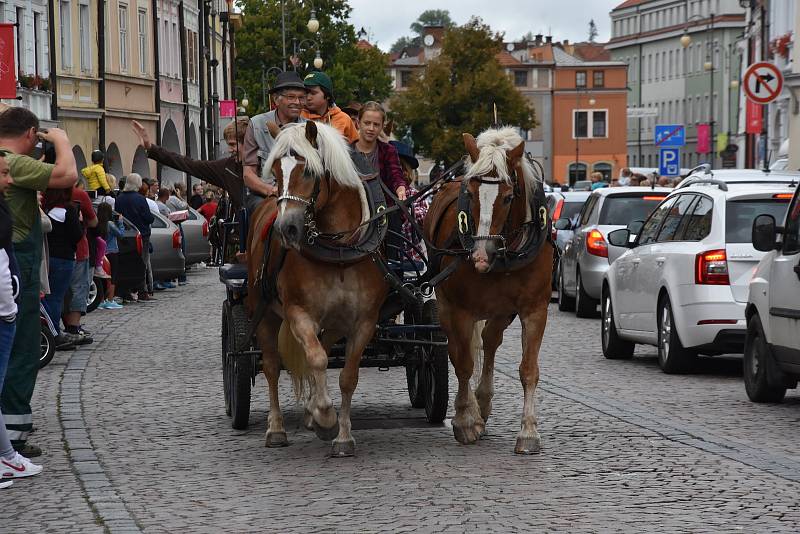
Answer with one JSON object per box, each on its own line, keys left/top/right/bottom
{"left": 391, "top": 18, "right": 536, "bottom": 165}
{"left": 390, "top": 36, "right": 418, "bottom": 54}
{"left": 588, "top": 19, "right": 598, "bottom": 43}
{"left": 390, "top": 9, "right": 455, "bottom": 53}
{"left": 235, "top": 0, "right": 389, "bottom": 113}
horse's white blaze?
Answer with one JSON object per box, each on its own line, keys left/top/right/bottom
{"left": 279, "top": 155, "right": 297, "bottom": 217}
{"left": 477, "top": 182, "right": 500, "bottom": 238}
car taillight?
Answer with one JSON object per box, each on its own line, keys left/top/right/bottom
{"left": 695, "top": 249, "right": 729, "bottom": 285}
{"left": 172, "top": 229, "right": 182, "bottom": 248}
{"left": 773, "top": 193, "right": 794, "bottom": 199}
{"left": 202, "top": 220, "right": 209, "bottom": 237}
{"left": 551, "top": 199, "right": 564, "bottom": 241}
{"left": 586, "top": 229, "right": 608, "bottom": 257}
{"left": 136, "top": 234, "right": 143, "bottom": 255}
{"left": 642, "top": 196, "right": 666, "bottom": 201}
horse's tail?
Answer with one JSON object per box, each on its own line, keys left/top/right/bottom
{"left": 278, "top": 321, "right": 310, "bottom": 401}
{"left": 470, "top": 320, "right": 486, "bottom": 386}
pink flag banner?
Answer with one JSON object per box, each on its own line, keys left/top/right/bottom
{"left": 0, "top": 24, "right": 16, "bottom": 99}
{"left": 696, "top": 123, "right": 710, "bottom": 154}
{"left": 219, "top": 100, "right": 236, "bottom": 118}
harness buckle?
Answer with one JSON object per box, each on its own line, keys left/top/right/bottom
{"left": 457, "top": 211, "right": 469, "bottom": 234}
{"left": 376, "top": 204, "right": 387, "bottom": 226}
{"left": 539, "top": 206, "right": 547, "bottom": 230}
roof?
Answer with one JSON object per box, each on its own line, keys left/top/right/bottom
{"left": 553, "top": 46, "right": 584, "bottom": 66}
{"left": 612, "top": 0, "right": 648, "bottom": 11}
{"left": 356, "top": 39, "right": 373, "bottom": 50}
{"left": 592, "top": 186, "right": 671, "bottom": 197}
{"left": 497, "top": 51, "right": 525, "bottom": 67}
{"left": 571, "top": 42, "right": 611, "bottom": 62}
{"left": 676, "top": 169, "right": 800, "bottom": 189}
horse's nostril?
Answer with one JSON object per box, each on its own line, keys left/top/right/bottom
{"left": 285, "top": 224, "right": 299, "bottom": 240}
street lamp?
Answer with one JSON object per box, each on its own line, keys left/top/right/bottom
{"left": 292, "top": 38, "right": 323, "bottom": 71}
{"left": 280, "top": 0, "right": 320, "bottom": 71}
{"left": 261, "top": 66, "right": 284, "bottom": 110}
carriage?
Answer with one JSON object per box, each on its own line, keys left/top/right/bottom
{"left": 218, "top": 212, "right": 450, "bottom": 431}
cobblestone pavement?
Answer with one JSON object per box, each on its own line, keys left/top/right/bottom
{"left": 4, "top": 267, "right": 800, "bottom": 533}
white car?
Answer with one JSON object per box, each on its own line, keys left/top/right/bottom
{"left": 601, "top": 176, "right": 794, "bottom": 373}
{"left": 743, "top": 183, "right": 800, "bottom": 402}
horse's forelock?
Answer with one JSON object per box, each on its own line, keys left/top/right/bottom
{"left": 465, "top": 126, "right": 540, "bottom": 199}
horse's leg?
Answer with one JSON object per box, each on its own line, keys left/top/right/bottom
{"left": 286, "top": 307, "right": 338, "bottom": 441}
{"left": 304, "top": 331, "right": 336, "bottom": 431}
{"left": 515, "top": 308, "right": 548, "bottom": 454}
{"left": 258, "top": 311, "right": 288, "bottom": 447}
{"left": 331, "top": 320, "right": 374, "bottom": 457}
{"left": 475, "top": 315, "right": 515, "bottom": 427}
{"left": 439, "top": 298, "right": 484, "bottom": 445}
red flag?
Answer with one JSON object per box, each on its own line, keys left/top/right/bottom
{"left": 0, "top": 24, "right": 16, "bottom": 99}
{"left": 697, "top": 123, "right": 710, "bottom": 154}
{"left": 219, "top": 99, "right": 236, "bottom": 118}
{"left": 746, "top": 100, "right": 763, "bottom": 134}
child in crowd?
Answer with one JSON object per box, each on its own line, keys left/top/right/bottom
{"left": 95, "top": 203, "right": 124, "bottom": 309}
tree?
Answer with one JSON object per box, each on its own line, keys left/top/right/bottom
{"left": 588, "top": 19, "right": 598, "bottom": 43}
{"left": 235, "top": 0, "right": 391, "bottom": 114}
{"left": 390, "top": 9, "right": 456, "bottom": 53}
{"left": 519, "top": 31, "right": 536, "bottom": 43}
{"left": 391, "top": 18, "right": 536, "bottom": 166}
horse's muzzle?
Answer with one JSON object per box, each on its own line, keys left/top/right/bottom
{"left": 276, "top": 213, "right": 305, "bottom": 250}
{"left": 471, "top": 240, "right": 498, "bottom": 273}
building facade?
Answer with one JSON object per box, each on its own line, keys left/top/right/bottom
{"left": 608, "top": 0, "right": 746, "bottom": 170}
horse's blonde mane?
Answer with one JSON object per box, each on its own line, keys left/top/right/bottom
{"left": 263, "top": 121, "right": 368, "bottom": 223}
{"left": 464, "top": 126, "right": 540, "bottom": 199}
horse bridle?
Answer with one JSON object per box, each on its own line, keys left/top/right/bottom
{"left": 457, "top": 174, "right": 522, "bottom": 254}
{"left": 275, "top": 153, "right": 327, "bottom": 245}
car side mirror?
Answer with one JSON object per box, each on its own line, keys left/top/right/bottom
{"left": 627, "top": 220, "right": 644, "bottom": 235}
{"left": 554, "top": 218, "right": 572, "bottom": 231}
{"left": 752, "top": 214, "right": 781, "bottom": 252}
{"left": 608, "top": 228, "right": 632, "bottom": 248}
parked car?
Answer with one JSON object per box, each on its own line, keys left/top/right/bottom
{"left": 557, "top": 187, "right": 670, "bottom": 317}
{"left": 743, "top": 182, "right": 800, "bottom": 402}
{"left": 572, "top": 180, "right": 592, "bottom": 191}
{"left": 182, "top": 207, "right": 210, "bottom": 265}
{"left": 675, "top": 165, "right": 800, "bottom": 189}
{"left": 546, "top": 191, "right": 591, "bottom": 289}
{"left": 149, "top": 210, "right": 186, "bottom": 281}
{"left": 601, "top": 178, "right": 794, "bottom": 373}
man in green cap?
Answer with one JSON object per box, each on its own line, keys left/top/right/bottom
{"left": 301, "top": 71, "right": 359, "bottom": 143}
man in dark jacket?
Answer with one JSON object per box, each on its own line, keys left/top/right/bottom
{"left": 115, "top": 173, "right": 154, "bottom": 301}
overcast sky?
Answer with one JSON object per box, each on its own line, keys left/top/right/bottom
{"left": 348, "top": 0, "right": 623, "bottom": 51}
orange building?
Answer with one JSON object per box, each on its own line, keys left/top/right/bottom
{"left": 552, "top": 47, "right": 629, "bottom": 185}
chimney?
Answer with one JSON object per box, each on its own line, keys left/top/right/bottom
{"left": 563, "top": 39, "right": 569, "bottom": 46}
{"left": 545, "top": 35, "right": 552, "bottom": 44}
{"left": 535, "top": 33, "right": 543, "bottom": 45}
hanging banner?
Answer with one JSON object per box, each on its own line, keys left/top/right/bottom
{"left": 746, "top": 100, "right": 763, "bottom": 134}
{"left": 697, "top": 123, "right": 711, "bottom": 154}
{"left": 716, "top": 132, "right": 728, "bottom": 154}
{"left": 219, "top": 100, "right": 236, "bottom": 118}
{"left": 0, "top": 23, "right": 16, "bottom": 99}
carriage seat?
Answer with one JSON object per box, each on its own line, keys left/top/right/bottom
{"left": 219, "top": 263, "right": 248, "bottom": 283}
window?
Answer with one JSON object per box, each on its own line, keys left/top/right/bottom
{"left": 535, "top": 68, "right": 549, "bottom": 88}
{"left": 784, "top": 193, "right": 800, "bottom": 254}
{"left": 600, "top": 193, "right": 668, "bottom": 226}
{"left": 119, "top": 5, "right": 129, "bottom": 71}
{"left": 576, "top": 70, "right": 586, "bottom": 87}
{"left": 668, "top": 50, "right": 673, "bottom": 78}
{"left": 400, "top": 70, "right": 412, "bottom": 87}
{"left": 593, "top": 70, "right": 604, "bottom": 87}
{"left": 579, "top": 195, "right": 598, "bottom": 226}
{"left": 138, "top": 9, "right": 147, "bottom": 74}
{"left": 574, "top": 110, "right": 607, "bottom": 138}
{"left": 514, "top": 70, "right": 527, "bottom": 87}
{"left": 657, "top": 194, "right": 697, "bottom": 241}
{"left": 726, "top": 199, "right": 791, "bottom": 244}
{"left": 60, "top": 1, "right": 72, "bottom": 69}
{"left": 592, "top": 110, "right": 607, "bottom": 137}
{"left": 593, "top": 162, "right": 612, "bottom": 181}
{"left": 569, "top": 163, "right": 588, "bottom": 185}
{"left": 681, "top": 196, "right": 713, "bottom": 241}
{"left": 33, "top": 12, "right": 40, "bottom": 75}
{"left": 80, "top": 3, "right": 91, "bottom": 71}
{"left": 0, "top": 2, "right": 5, "bottom": 23}
{"left": 638, "top": 197, "right": 676, "bottom": 246}
{"left": 14, "top": 7, "right": 22, "bottom": 74}
{"left": 186, "top": 29, "right": 194, "bottom": 82}
{"left": 574, "top": 110, "right": 588, "bottom": 137}
{"left": 172, "top": 22, "right": 178, "bottom": 76}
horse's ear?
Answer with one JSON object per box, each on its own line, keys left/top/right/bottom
{"left": 463, "top": 133, "right": 479, "bottom": 163}
{"left": 507, "top": 140, "right": 525, "bottom": 161}
{"left": 305, "top": 121, "right": 318, "bottom": 147}
{"left": 266, "top": 121, "right": 280, "bottom": 139}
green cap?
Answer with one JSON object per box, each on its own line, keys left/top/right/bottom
{"left": 303, "top": 71, "right": 333, "bottom": 93}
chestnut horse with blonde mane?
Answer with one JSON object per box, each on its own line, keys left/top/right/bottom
{"left": 246, "top": 120, "right": 387, "bottom": 457}
{"left": 424, "top": 127, "right": 553, "bottom": 454}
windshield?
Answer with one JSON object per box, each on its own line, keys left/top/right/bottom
{"left": 561, "top": 201, "right": 584, "bottom": 223}
{"left": 598, "top": 194, "right": 667, "bottom": 226}
{"left": 726, "top": 199, "right": 790, "bottom": 243}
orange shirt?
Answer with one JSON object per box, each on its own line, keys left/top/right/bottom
{"left": 301, "top": 105, "right": 359, "bottom": 143}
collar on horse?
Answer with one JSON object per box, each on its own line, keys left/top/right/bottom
{"left": 455, "top": 175, "right": 551, "bottom": 273}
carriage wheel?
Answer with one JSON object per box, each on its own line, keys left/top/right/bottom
{"left": 404, "top": 306, "right": 425, "bottom": 408}
{"left": 421, "top": 300, "right": 449, "bottom": 424}
{"left": 228, "top": 303, "right": 252, "bottom": 430}
{"left": 221, "top": 301, "right": 232, "bottom": 416}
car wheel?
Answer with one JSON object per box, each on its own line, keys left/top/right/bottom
{"left": 86, "top": 278, "right": 104, "bottom": 313}
{"left": 657, "top": 297, "right": 695, "bottom": 374}
{"left": 557, "top": 265, "right": 575, "bottom": 312}
{"left": 575, "top": 270, "right": 599, "bottom": 318}
{"left": 743, "top": 314, "right": 786, "bottom": 403}
{"left": 601, "top": 290, "right": 634, "bottom": 359}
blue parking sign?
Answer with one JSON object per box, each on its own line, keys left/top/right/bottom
{"left": 659, "top": 148, "right": 680, "bottom": 177}
{"left": 654, "top": 124, "right": 685, "bottom": 147}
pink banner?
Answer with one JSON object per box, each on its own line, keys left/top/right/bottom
{"left": 746, "top": 100, "right": 763, "bottom": 134}
{"left": 0, "top": 24, "right": 16, "bottom": 99}
{"left": 696, "top": 123, "right": 710, "bottom": 154}
{"left": 219, "top": 100, "right": 236, "bottom": 118}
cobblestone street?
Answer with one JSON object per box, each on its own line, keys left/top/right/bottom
{"left": 5, "top": 267, "right": 800, "bottom": 533}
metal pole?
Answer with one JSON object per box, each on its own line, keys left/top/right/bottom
{"left": 709, "top": 13, "right": 715, "bottom": 168}
{"left": 281, "top": 0, "right": 287, "bottom": 71}
{"left": 761, "top": 2, "right": 769, "bottom": 171}
{"left": 574, "top": 88, "right": 579, "bottom": 186}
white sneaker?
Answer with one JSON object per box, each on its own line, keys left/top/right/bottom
{"left": 0, "top": 480, "right": 12, "bottom": 488}
{"left": 94, "top": 267, "right": 111, "bottom": 279}
{"left": 1, "top": 452, "right": 43, "bottom": 478}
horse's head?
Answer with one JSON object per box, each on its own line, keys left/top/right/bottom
{"left": 266, "top": 120, "right": 366, "bottom": 251}
{"left": 462, "top": 130, "right": 527, "bottom": 273}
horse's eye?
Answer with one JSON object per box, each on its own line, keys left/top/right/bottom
{"left": 503, "top": 195, "right": 514, "bottom": 205}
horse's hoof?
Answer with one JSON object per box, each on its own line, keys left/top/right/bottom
{"left": 514, "top": 436, "right": 542, "bottom": 455}
{"left": 265, "top": 431, "right": 288, "bottom": 448}
{"left": 303, "top": 410, "right": 314, "bottom": 431}
{"left": 330, "top": 438, "right": 355, "bottom": 458}
{"left": 453, "top": 423, "right": 482, "bottom": 445}
{"left": 313, "top": 420, "right": 340, "bottom": 442}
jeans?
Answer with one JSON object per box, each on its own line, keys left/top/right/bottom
{"left": 141, "top": 236, "right": 153, "bottom": 293}
{"left": 68, "top": 259, "right": 91, "bottom": 314}
{"left": 0, "top": 320, "right": 15, "bottom": 394}
{"left": 43, "top": 257, "right": 74, "bottom": 335}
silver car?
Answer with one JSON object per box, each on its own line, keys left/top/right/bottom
{"left": 557, "top": 187, "right": 670, "bottom": 317}
{"left": 149, "top": 211, "right": 185, "bottom": 281}
{"left": 182, "top": 207, "right": 210, "bottom": 265}
{"left": 547, "top": 191, "right": 591, "bottom": 288}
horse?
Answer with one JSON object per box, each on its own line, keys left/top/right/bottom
{"left": 424, "top": 126, "right": 553, "bottom": 454}
{"left": 246, "top": 120, "right": 387, "bottom": 457}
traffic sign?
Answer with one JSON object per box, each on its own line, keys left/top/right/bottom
{"left": 659, "top": 148, "right": 680, "bottom": 177}
{"left": 654, "top": 124, "right": 685, "bottom": 147}
{"left": 627, "top": 107, "right": 659, "bottom": 118}
{"left": 743, "top": 62, "right": 783, "bottom": 104}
